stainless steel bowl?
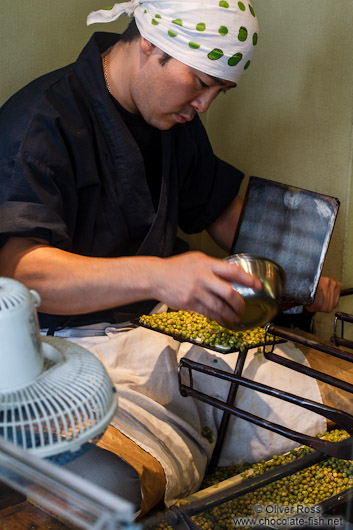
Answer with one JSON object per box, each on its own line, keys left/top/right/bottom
{"left": 223, "top": 254, "right": 286, "bottom": 331}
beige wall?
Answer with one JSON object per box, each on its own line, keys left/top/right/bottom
{"left": 2, "top": 1, "right": 353, "bottom": 340}
{"left": 0, "top": 0, "right": 128, "bottom": 104}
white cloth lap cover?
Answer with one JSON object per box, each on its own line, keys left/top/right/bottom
{"left": 73, "top": 326, "right": 325, "bottom": 506}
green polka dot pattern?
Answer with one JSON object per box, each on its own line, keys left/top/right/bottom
{"left": 228, "top": 52, "right": 242, "bottom": 66}
{"left": 87, "top": 1, "right": 259, "bottom": 84}
{"left": 208, "top": 48, "right": 224, "bottom": 61}
{"left": 238, "top": 26, "right": 248, "bottom": 41}
{"left": 196, "top": 23, "right": 206, "bottom": 32}
{"left": 219, "top": 25, "right": 228, "bottom": 36}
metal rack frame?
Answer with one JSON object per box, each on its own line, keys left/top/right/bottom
{"left": 143, "top": 449, "right": 353, "bottom": 530}
{"left": 178, "top": 327, "right": 353, "bottom": 464}
{"left": 201, "top": 322, "right": 353, "bottom": 471}
{"left": 145, "top": 324, "right": 353, "bottom": 529}
{"left": 332, "top": 287, "right": 353, "bottom": 350}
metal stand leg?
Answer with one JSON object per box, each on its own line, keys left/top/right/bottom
{"left": 207, "top": 348, "right": 248, "bottom": 472}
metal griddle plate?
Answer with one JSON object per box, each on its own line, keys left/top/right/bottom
{"left": 231, "top": 177, "right": 340, "bottom": 306}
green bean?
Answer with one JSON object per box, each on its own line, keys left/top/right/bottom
{"left": 201, "top": 426, "right": 215, "bottom": 444}
{"left": 191, "top": 429, "right": 353, "bottom": 530}
{"left": 147, "top": 430, "right": 353, "bottom": 530}
{"left": 139, "top": 311, "right": 279, "bottom": 352}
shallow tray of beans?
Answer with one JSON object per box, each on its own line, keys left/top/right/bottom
{"left": 137, "top": 310, "right": 283, "bottom": 353}
{"left": 146, "top": 429, "right": 353, "bottom": 530}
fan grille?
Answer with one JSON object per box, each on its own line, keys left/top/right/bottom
{"left": 0, "top": 278, "right": 29, "bottom": 313}
{"left": 0, "top": 337, "right": 117, "bottom": 459}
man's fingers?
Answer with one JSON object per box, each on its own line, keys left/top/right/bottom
{"left": 212, "top": 260, "right": 262, "bottom": 290}
{"left": 305, "top": 276, "right": 342, "bottom": 313}
{"left": 156, "top": 252, "right": 260, "bottom": 326}
{"left": 189, "top": 283, "right": 246, "bottom": 325}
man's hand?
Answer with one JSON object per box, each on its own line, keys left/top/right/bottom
{"left": 304, "top": 276, "right": 342, "bottom": 313}
{"left": 150, "top": 251, "right": 261, "bottom": 325}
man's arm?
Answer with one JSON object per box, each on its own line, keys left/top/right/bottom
{"left": 206, "top": 196, "right": 242, "bottom": 252}
{"left": 207, "top": 196, "right": 342, "bottom": 314}
{"left": 0, "top": 236, "right": 261, "bottom": 325}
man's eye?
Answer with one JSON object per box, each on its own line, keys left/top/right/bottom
{"left": 199, "top": 79, "right": 209, "bottom": 88}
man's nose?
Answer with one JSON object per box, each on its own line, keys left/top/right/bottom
{"left": 190, "top": 89, "right": 219, "bottom": 113}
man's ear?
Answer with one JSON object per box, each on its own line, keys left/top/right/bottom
{"left": 140, "top": 37, "right": 155, "bottom": 56}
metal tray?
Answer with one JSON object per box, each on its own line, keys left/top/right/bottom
{"left": 132, "top": 316, "right": 284, "bottom": 354}
{"left": 231, "top": 177, "right": 340, "bottom": 306}
{"left": 143, "top": 447, "right": 353, "bottom": 530}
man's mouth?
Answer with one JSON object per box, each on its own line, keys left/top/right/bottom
{"left": 175, "top": 113, "right": 194, "bottom": 123}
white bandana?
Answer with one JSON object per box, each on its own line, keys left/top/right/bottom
{"left": 87, "top": 0, "right": 259, "bottom": 83}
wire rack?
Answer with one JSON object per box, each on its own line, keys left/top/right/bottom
{"left": 142, "top": 318, "right": 353, "bottom": 530}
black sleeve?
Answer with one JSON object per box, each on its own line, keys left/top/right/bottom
{"left": 0, "top": 152, "right": 75, "bottom": 249}
{"left": 0, "top": 83, "right": 80, "bottom": 251}
{"left": 175, "top": 114, "right": 244, "bottom": 234}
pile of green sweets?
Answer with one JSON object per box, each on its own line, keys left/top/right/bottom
{"left": 147, "top": 429, "right": 353, "bottom": 530}
{"left": 139, "top": 310, "right": 279, "bottom": 350}
{"left": 194, "top": 429, "right": 353, "bottom": 530}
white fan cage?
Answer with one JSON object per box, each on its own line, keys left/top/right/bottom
{"left": 0, "top": 336, "right": 117, "bottom": 462}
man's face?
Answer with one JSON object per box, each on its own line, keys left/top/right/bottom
{"left": 131, "top": 43, "right": 236, "bottom": 130}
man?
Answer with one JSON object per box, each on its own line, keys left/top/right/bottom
{"left": 0, "top": 0, "right": 340, "bottom": 330}
{"left": 0, "top": 0, "right": 341, "bottom": 515}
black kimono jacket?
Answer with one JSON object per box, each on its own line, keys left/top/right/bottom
{"left": 0, "top": 32, "right": 244, "bottom": 330}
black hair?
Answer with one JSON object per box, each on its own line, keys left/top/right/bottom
{"left": 120, "top": 18, "right": 172, "bottom": 65}
{"left": 120, "top": 18, "right": 141, "bottom": 43}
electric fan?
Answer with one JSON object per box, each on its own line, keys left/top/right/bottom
{"left": 0, "top": 277, "right": 118, "bottom": 464}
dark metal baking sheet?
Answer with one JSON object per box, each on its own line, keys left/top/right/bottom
{"left": 132, "top": 318, "right": 285, "bottom": 354}
{"left": 231, "top": 177, "right": 340, "bottom": 306}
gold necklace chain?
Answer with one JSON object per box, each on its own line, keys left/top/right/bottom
{"left": 103, "top": 53, "right": 111, "bottom": 94}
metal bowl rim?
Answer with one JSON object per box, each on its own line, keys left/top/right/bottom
{"left": 225, "top": 253, "right": 286, "bottom": 284}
